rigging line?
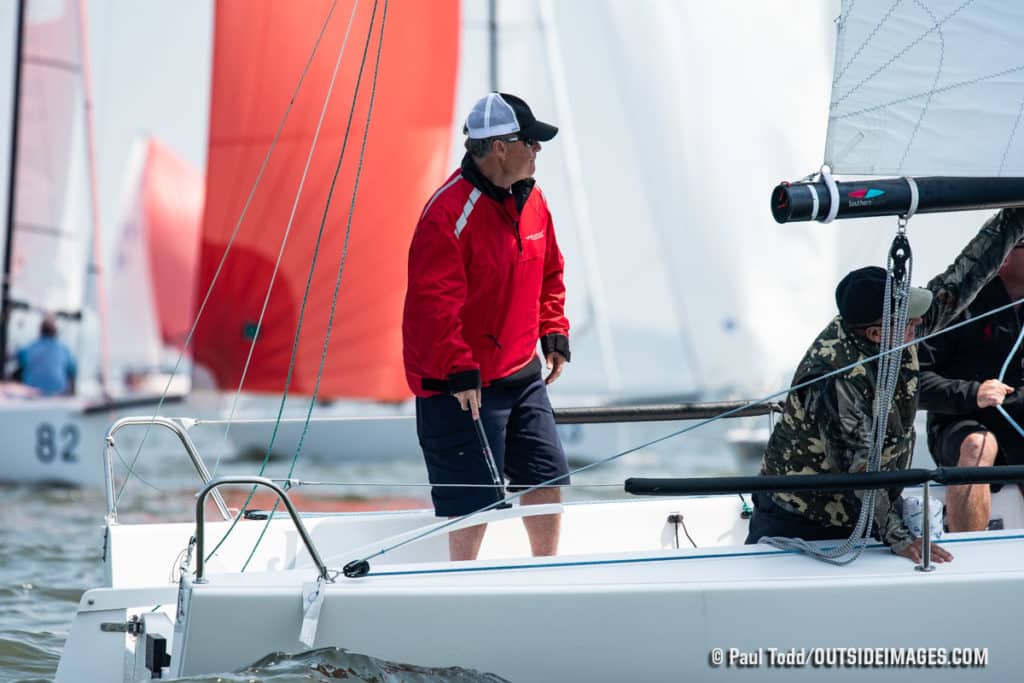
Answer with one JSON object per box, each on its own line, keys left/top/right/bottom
{"left": 112, "top": 0, "right": 342, "bottom": 511}
{"left": 210, "top": 0, "right": 363, "bottom": 479}
{"left": 111, "top": 442, "right": 164, "bottom": 495}
{"left": 995, "top": 304, "right": 1024, "bottom": 440}
{"left": 897, "top": 0, "right": 945, "bottom": 172}
{"left": 242, "top": 0, "right": 390, "bottom": 574}
{"left": 291, "top": 0, "right": 388, "bottom": 472}
{"left": 351, "top": 291, "right": 1024, "bottom": 567}
{"left": 832, "top": 0, "right": 973, "bottom": 108}
{"left": 197, "top": 0, "right": 370, "bottom": 565}
{"left": 265, "top": 479, "right": 621, "bottom": 488}
{"left": 204, "top": 0, "right": 381, "bottom": 566}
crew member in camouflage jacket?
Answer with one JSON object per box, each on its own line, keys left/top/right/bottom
{"left": 746, "top": 208, "right": 1024, "bottom": 562}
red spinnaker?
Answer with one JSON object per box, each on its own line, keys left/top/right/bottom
{"left": 195, "top": 0, "right": 459, "bottom": 401}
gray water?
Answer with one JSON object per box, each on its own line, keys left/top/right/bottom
{"left": 0, "top": 416, "right": 753, "bottom": 682}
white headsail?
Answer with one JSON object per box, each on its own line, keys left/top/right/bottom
{"left": 826, "top": 0, "right": 1024, "bottom": 177}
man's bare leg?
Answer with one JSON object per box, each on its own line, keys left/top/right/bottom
{"left": 449, "top": 523, "right": 487, "bottom": 561}
{"left": 946, "top": 432, "right": 999, "bottom": 532}
{"left": 521, "top": 487, "right": 562, "bottom": 556}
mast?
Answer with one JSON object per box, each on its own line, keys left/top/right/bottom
{"left": 75, "top": 0, "right": 111, "bottom": 396}
{"left": 0, "top": 0, "right": 25, "bottom": 376}
{"left": 487, "top": 0, "right": 497, "bottom": 91}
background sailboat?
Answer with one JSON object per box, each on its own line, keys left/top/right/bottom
{"left": 0, "top": 0, "right": 122, "bottom": 486}
{"left": 0, "top": 1, "right": 202, "bottom": 486}
{"left": 108, "top": 136, "right": 201, "bottom": 396}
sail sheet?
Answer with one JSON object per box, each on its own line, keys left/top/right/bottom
{"left": 7, "top": 0, "right": 93, "bottom": 350}
{"left": 109, "top": 138, "right": 202, "bottom": 377}
{"left": 194, "top": 0, "right": 458, "bottom": 401}
{"left": 825, "top": 0, "right": 1024, "bottom": 176}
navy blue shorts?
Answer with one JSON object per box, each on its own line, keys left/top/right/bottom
{"left": 416, "top": 375, "right": 570, "bottom": 517}
{"left": 928, "top": 418, "right": 1024, "bottom": 467}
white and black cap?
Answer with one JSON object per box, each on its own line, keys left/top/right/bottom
{"left": 463, "top": 92, "right": 558, "bottom": 141}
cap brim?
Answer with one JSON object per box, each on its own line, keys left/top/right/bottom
{"left": 520, "top": 120, "right": 558, "bottom": 142}
{"left": 908, "top": 287, "right": 933, "bottom": 318}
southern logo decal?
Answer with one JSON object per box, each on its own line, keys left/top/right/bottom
{"left": 848, "top": 188, "right": 885, "bottom": 199}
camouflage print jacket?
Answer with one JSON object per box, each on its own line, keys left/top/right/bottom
{"left": 761, "top": 208, "right": 1024, "bottom": 553}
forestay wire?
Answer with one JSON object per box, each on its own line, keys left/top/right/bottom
{"left": 111, "top": 0, "right": 344, "bottom": 510}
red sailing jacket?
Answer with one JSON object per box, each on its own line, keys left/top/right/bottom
{"left": 402, "top": 160, "right": 570, "bottom": 398}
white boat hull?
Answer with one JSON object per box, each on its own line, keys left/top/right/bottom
{"left": 56, "top": 487, "right": 1024, "bottom": 680}
{"left": 0, "top": 397, "right": 110, "bottom": 486}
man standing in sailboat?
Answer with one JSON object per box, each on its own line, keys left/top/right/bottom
{"left": 746, "top": 209, "right": 1024, "bottom": 562}
{"left": 403, "top": 92, "right": 570, "bottom": 561}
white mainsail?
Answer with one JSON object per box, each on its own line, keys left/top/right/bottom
{"left": 826, "top": 0, "right": 1024, "bottom": 176}
{"left": 458, "top": 0, "right": 840, "bottom": 397}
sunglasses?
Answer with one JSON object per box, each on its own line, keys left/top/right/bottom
{"left": 502, "top": 135, "right": 537, "bottom": 147}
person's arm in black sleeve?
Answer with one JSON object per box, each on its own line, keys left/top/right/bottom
{"left": 917, "top": 329, "right": 980, "bottom": 415}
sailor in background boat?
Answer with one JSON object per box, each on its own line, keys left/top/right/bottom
{"left": 12, "top": 314, "right": 76, "bottom": 396}
{"left": 746, "top": 209, "right": 1024, "bottom": 563}
{"left": 918, "top": 238, "right": 1024, "bottom": 531}
{"left": 402, "top": 92, "right": 570, "bottom": 561}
